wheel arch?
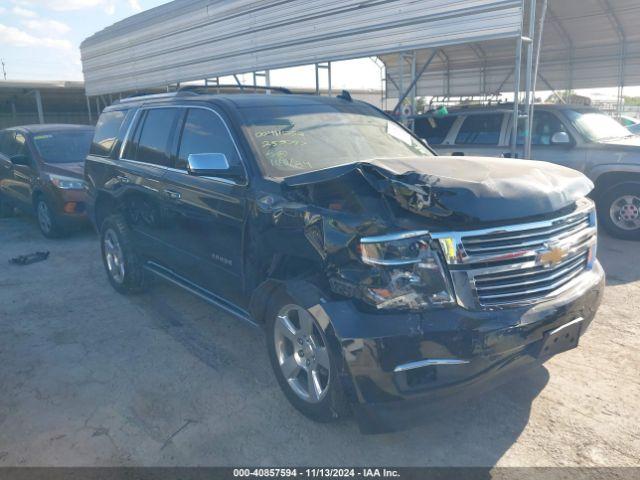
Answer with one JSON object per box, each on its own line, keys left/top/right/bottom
{"left": 94, "top": 191, "right": 121, "bottom": 231}
{"left": 591, "top": 168, "right": 640, "bottom": 199}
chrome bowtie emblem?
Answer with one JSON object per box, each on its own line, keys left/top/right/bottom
{"left": 537, "top": 243, "right": 567, "bottom": 267}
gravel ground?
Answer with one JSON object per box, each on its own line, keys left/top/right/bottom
{"left": 0, "top": 212, "right": 638, "bottom": 467}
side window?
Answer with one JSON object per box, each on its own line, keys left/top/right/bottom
{"left": 455, "top": 114, "right": 503, "bottom": 145}
{"left": 131, "top": 108, "right": 180, "bottom": 166}
{"left": 1, "top": 132, "right": 31, "bottom": 165}
{"left": 176, "top": 108, "right": 241, "bottom": 171}
{"left": 91, "top": 110, "right": 127, "bottom": 156}
{"left": 517, "top": 111, "right": 569, "bottom": 146}
{"left": 414, "top": 116, "right": 456, "bottom": 145}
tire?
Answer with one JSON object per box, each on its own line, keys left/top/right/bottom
{"left": 100, "top": 214, "right": 146, "bottom": 294}
{"left": 35, "top": 196, "right": 64, "bottom": 238}
{"left": 598, "top": 182, "right": 640, "bottom": 240}
{"left": 266, "top": 288, "right": 350, "bottom": 423}
{"left": 0, "top": 194, "right": 14, "bottom": 218}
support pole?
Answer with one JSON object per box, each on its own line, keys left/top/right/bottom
{"left": 86, "top": 95, "right": 92, "bottom": 123}
{"left": 393, "top": 50, "right": 438, "bottom": 116}
{"left": 523, "top": 0, "right": 537, "bottom": 160}
{"left": 510, "top": 2, "right": 526, "bottom": 158}
{"left": 11, "top": 100, "right": 17, "bottom": 123}
{"left": 34, "top": 89, "right": 44, "bottom": 124}
{"left": 527, "top": 0, "right": 549, "bottom": 157}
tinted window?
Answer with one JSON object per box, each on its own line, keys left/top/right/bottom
{"left": 33, "top": 130, "right": 94, "bottom": 163}
{"left": 91, "top": 110, "right": 127, "bottom": 156}
{"left": 176, "top": 108, "right": 240, "bottom": 170}
{"left": 455, "top": 114, "right": 503, "bottom": 145}
{"left": 133, "top": 108, "right": 179, "bottom": 166}
{"left": 517, "top": 111, "right": 569, "bottom": 146}
{"left": 414, "top": 116, "right": 456, "bottom": 145}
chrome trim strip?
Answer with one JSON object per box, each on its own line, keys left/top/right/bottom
{"left": 548, "top": 317, "right": 584, "bottom": 336}
{"left": 394, "top": 358, "right": 470, "bottom": 373}
{"left": 478, "top": 264, "right": 585, "bottom": 301}
{"left": 476, "top": 257, "right": 586, "bottom": 292}
{"left": 432, "top": 198, "right": 594, "bottom": 244}
{"left": 144, "top": 261, "right": 259, "bottom": 328}
{"left": 360, "top": 230, "right": 430, "bottom": 244}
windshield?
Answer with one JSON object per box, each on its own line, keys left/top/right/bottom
{"left": 564, "top": 109, "right": 632, "bottom": 142}
{"left": 239, "top": 102, "right": 433, "bottom": 177}
{"left": 32, "top": 130, "right": 94, "bottom": 163}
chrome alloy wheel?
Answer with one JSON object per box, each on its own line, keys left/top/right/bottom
{"left": 274, "top": 304, "right": 331, "bottom": 404}
{"left": 37, "top": 200, "right": 52, "bottom": 234}
{"left": 610, "top": 195, "right": 640, "bottom": 231}
{"left": 103, "top": 228, "right": 125, "bottom": 284}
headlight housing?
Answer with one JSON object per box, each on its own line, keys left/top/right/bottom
{"left": 48, "top": 174, "right": 86, "bottom": 190}
{"left": 359, "top": 231, "right": 456, "bottom": 310}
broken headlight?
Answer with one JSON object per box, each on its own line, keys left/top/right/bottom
{"left": 359, "top": 231, "right": 455, "bottom": 310}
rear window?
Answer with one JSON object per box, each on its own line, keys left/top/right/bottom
{"left": 90, "top": 110, "right": 127, "bottom": 157}
{"left": 455, "top": 114, "right": 503, "bottom": 145}
{"left": 33, "top": 130, "right": 94, "bottom": 163}
{"left": 414, "top": 116, "right": 456, "bottom": 145}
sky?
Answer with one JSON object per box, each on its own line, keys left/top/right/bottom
{"left": 0, "top": 0, "right": 639, "bottom": 99}
{"left": 0, "top": 0, "right": 382, "bottom": 89}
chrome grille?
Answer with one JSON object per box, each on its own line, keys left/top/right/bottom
{"left": 434, "top": 198, "right": 598, "bottom": 309}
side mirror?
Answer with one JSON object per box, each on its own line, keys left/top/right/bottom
{"left": 187, "top": 153, "right": 230, "bottom": 176}
{"left": 551, "top": 132, "right": 571, "bottom": 145}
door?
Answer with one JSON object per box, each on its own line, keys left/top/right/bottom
{"left": 0, "top": 131, "right": 37, "bottom": 207}
{"left": 439, "top": 113, "right": 507, "bottom": 157}
{"left": 118, "top": 107, "right": 182, "bottom": 263}
{"left": 507, "top": 110, "right": 584, "bottom": 169}
{"left": 161, "top": 107, "right": 248, "bottom": 306}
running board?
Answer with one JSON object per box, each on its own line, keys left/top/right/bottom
{"left": 143, "top": 261, "right": 260, "bottom": 328}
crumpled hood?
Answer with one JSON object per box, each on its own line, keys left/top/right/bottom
{"left": 283, "top": 156, "right": 593, "bottom": 224}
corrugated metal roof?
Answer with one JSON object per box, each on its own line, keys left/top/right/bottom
{"left": 382, "top": 0, "right": 640, "bottom": 98}
{"left": 80, "top": 0, "right": 524, "bottom": 95}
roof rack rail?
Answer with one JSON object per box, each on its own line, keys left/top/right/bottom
{"left": 115, "top": 91, "right": 197, "bottom": 104}
{"left": 177, "top": 84, "right": 292, "bottom": 94}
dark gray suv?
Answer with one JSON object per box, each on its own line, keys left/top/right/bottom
{"left": 415, "top": 104, "right": 640, "bottom": 240}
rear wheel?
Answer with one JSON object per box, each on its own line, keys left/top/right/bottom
{"left": 599, "top": 183, "right": 640, "bottom": 240}
{"left": 266, "top": 289, "right": 349, "bottom": 422}
{"left": 100, "top": 214, "right": 146, "bottom": 294}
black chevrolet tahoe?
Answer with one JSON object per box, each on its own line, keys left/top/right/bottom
{"left": 84, "top": 89, "right": 605, "bottom": 433}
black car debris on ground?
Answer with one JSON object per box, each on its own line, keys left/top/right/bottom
{"left": 83, "top": 88, "right": 604, "bottom": 433}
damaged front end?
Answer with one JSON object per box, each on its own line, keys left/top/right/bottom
{"left": 253, "top": 156, "right": 594, "bottom": 313}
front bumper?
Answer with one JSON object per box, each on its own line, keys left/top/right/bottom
{"left": 298, "top": 262, "right": 604, "bottom": 433}
{"left": 46, "top": 188, "right": 89, "bottom": 227}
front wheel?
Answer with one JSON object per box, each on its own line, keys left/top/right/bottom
{"left": 599, "top": 183, "right": 640, "bottom": 240}
{"left": 35, "top": 197, "right": 63, "bottom": 238}
{"left": 266, "top": 289, "right": 349, "bottom": 423}
{"left": 100, "top": 214, "right": 146, "bottom": 294}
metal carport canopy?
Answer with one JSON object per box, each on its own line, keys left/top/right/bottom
{"left": 382, "top": 0, "right": 640, "bottom": 98}
{"left": 80, "top": 0, "right": 525, "bottom": 96}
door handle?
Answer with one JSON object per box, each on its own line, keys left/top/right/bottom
{"left": 116, "top": 175, "right": 130, "bottom": 184}
{"left": 164, "top": 189, "right": 181, "bottom": 200}
{"left": 451, "top": 151, "right": 465, "bottom": 156}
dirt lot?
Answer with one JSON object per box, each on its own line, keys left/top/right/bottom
{"left": 0, "top": 212, "right": 638, "bottom": 467}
